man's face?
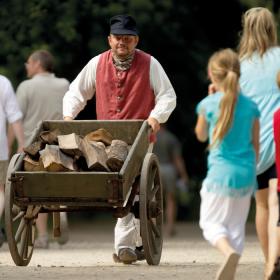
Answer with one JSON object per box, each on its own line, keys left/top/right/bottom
{"left": 108, "top": 34, "right": 139, "bottom": 58}
{"left": 25, "top": 56, "right": 40, "bottom": 78}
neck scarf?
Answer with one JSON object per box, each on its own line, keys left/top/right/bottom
{"left": 112, "top": 52, "right": 135, "bottom": 71}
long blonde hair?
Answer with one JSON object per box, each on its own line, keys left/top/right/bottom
{"left": 238, "top": 7, "right": 277, "bottom": 59}
{"left": 208, "top": 49, "right": 240, "bottom": 148}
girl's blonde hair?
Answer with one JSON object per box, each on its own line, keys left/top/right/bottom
{"left": 208, "top": 49, "right": 240, "bottom": 148}
{"left": 238, "top": 7, "right": 277, "bottom": 59}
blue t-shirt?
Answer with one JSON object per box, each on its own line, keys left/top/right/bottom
{"left": 240, "top": 47, "right": 280, "bottom": 175}
{"left": 196, "top": 92, "right": 260, "bottom": 197}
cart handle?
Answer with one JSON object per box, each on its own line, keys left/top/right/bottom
{"left": 146, "top": 121, "right": 157, "bottom": 143}
{"left": 147, "top": 123, "right": 157, "bottom": 153}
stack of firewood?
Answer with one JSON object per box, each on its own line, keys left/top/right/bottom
{"left": 23, "top": 128, "right": 129, "bottom": 172}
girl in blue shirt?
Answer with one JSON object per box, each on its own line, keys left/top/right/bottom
{"left": 195, "top": 48, "right": 260, "bottom": 280}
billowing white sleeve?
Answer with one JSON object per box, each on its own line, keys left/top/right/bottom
{"left": 149, "top": 57, "right": 176, "bottom": 123}
{"left": 63, "top": 55, "right": 100, "bottom": 119}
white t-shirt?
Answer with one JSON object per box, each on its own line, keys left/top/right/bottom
{"left": 240, "top": 47, "right": 280, "bottom": 175}
{"left": 0, "top": 75, "right": 22, "bottom": 160}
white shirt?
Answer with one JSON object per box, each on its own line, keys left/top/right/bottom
{"left": 0, "top": 75, "right": 23, "bottom": 160}
{"left": 240, "top": 47, "right": 280, "bottom": 174}
{"left": 63, "top": 51, "right": 176, "bottom": 123}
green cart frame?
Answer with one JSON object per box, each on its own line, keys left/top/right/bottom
{"left": 5, "top": 120, "right": 163, "bottom": 266}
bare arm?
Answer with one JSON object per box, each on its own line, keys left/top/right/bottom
{"left": 7, "top": 123, "right": 15, "bottom": 154}
{"left": 147, "top": 117, "right": 160, "bottom": 134}
{"left": 9, "top": 120, "right": 24, "bottom": 153}
{"left": 195, "top": 114, "right": 208, "bottom": 142}
{"left": 173, "top": 155, "right": 189, "bottom": 184}
{"left": 252, "top": 118, "right": 260, "bottom": 162}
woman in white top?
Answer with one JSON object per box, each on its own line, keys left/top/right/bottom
{"left": 0, "top": 74, "right": 24, "bottom": 246}
{"left": 238, "top": 7, "right": 280, "bottom": 279}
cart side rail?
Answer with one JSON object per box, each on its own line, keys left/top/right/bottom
{"left": 43, "top": 120, "right": 143, "bottom": 144}
{"left": 120, "top": 121, "right": 150, "bottom": 200}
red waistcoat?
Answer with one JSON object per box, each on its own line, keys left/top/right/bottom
{"left": 95, "top": 50, "right": 155, "bottom": 120}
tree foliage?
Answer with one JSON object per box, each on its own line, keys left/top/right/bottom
{"left": 0, "top": 0, "right": 279, "bottom": 178}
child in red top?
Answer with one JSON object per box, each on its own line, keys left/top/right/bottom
{"left": 274, "top": 71, "right": 280, "bottom": 197}
{"left": 270, "top": 71, "right": 280, "bottom": 280}
{"left": 275, "top": 111, "right": 280, "bottom": 194}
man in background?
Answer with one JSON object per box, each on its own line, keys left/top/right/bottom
{"left": 11, "top": 50, "right": 70, "bottom": 248}
{"left": 153, "top": 125, "right": 189, "bottom": 236}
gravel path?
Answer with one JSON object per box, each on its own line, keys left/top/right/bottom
{"left": 0, "top": 220, "right": 264, "bottom": 280}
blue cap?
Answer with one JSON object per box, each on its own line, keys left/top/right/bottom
{"left": 110, "top": 15, "right": 138, "bottom": 36}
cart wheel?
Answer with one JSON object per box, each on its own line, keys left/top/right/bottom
{"left": 140, "top": 153, "right": 163, "bottom": 265}
{"left": 5, "top": 154, "right": 38, "bottom": 266}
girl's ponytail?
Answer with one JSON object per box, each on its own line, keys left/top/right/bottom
{"left": 209, "top": 49, "right": 240, "bottom": 148}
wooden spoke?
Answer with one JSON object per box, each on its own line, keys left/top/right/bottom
{"left": 32, "top": 206, "right": 41, "bottom": 218}
{"left": 23, "top": 225, "right": 29, "bottom": 259}
{"left": 5, "top": 153, "right": 37, "bottom": 266}
{"left": 15, "top": 219, "right": 25, "bottom": 243}
{"left": 19, "top": 226, "right": 27, "bottom": 257}
{"left": 149, "top": 219, "right": 160, "bottom": 238}
{"left": 13, "top": 211, "right": 25, "bottom": 222}
{"left": 150, "top": 184, "right": 159, "bottom": 201}
{"left": 150, "top": 231, "right": 157, "bottom": 254}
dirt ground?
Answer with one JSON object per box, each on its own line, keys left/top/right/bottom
{"left": 0, "top": 219, "right": 264, "bottom": 280}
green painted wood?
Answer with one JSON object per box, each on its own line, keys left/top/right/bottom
{"left": 15, "top": 172, "right": 119, "bottom": 198}
{"left": 119, "top": 122, "right": 150, "bottom": 199}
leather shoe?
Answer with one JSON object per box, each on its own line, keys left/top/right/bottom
{"left": 113, "top": 248, "right": 138, "bottom": 264}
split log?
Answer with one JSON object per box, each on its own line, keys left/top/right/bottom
{"left": 23, "top": 140, "right": 45, "bottom": 159}
{"left": 81, "top": 139, "right": 109, "bottom": 171}
{"left": 40, "top": 144, "right": 76, "bottom": 172}
{"left": 58, "top": 133, "right": 83, "bottom": 159}
{"left": 39, "top": 129, "right": 61, "bottom": 144}
{"left": 84, "top": 128, "right": 113, "bottom": 146}
{"left": 23, "top": 154, "right": 46, "bottom": 171}
{"left": 106, "top": 139, "right": 129, "bottom": 172}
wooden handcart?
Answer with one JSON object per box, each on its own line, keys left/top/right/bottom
{"left": 5, "top": 120, "right": 163, "bottom": 266}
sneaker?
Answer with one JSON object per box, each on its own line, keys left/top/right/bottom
{"left": 269, "top": 257, "right": 280, "bottom": 280}
{"left": 56, "top": 212, "right": 69, "bottom": 245}
{"left": 215, "top": 252, "right": 240, "bottom": 280}
{"left": 34, "top": 235, "right": 49, "bottom": 249}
